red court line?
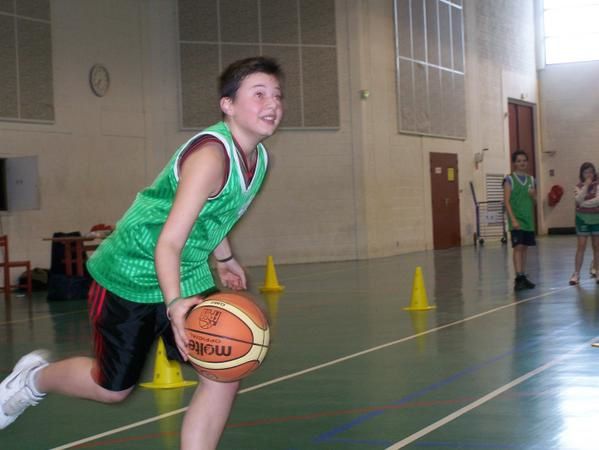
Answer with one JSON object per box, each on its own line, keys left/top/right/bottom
{"left": 71, "top": 392, "right": 546, "bottom": 448}
{"left": 71, "top": 399, "right": 469, "bottom": 448}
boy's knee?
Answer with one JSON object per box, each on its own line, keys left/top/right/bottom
{"left": 95, "top": 386, "right": 133, "bottom": 403}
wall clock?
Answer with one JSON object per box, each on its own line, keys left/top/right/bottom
{"left": 89, "top": 64, "right": 110, "bottom": 97}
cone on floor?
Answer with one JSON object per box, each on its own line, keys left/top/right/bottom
{"left": 404, "top": 266, "right": 435, "bottom": 311}
{"left": 140, "top": 337, "right": 197, "bottom": 389}
{"left": 259, "top": 256, "right": 284, "bottom": 292}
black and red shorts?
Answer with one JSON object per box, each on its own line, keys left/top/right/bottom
{"left": 87, "top": 281, "right": 215, "bottom": 391}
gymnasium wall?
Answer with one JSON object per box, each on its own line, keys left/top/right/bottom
{"left": 0, "top": 0, "right": 540, "bottom": 274}
{"left": 538, "top": 60, "right": 599, "bottom": 230}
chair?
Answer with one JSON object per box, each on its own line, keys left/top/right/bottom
{"left": 0, "top": 235, "right": 32, "bottom": 297}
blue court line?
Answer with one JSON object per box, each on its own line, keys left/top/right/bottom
{"left": 312, "top": 321, "right": 581, "bottom": 445}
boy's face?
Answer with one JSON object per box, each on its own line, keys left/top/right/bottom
{"left": 222, "top": 72, "right": 284, "bottom": 142}
{"left": 514, "top": 154, "right": 528, "bottom": 172}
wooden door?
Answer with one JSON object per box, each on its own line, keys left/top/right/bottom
{"left": 508, "top": 101, "right": 537, "bottom": 229}
{"left": 508, "top": 102, "right": 536, "bottom": 177}
{"left": 430, "top": 153, "right": 461, "bottom": 249}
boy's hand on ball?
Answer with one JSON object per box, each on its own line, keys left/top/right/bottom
{"left": 170, "top": 297, "right": 203, "bottom": 360}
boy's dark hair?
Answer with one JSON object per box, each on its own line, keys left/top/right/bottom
{"left": 218, "top": 56, "right": 283, "bottom": 100}
{"left": 579, "top": 162, "right": 597, "bottom": 182}
{"left": 511, "top": 150, "right": 528, "bottom": 164}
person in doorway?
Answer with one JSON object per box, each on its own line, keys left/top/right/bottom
{"left": 570, "top": 162, "right": 599, "bottom": 285}
{"left": 0, "top": 56, "right": 284, "bottom": 450}
{"left": 504, "top": 150, "right": 537, "bottom": 291}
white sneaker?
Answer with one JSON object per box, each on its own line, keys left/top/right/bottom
{"left": 0, "top": 350, "right": 49, "bottom": 429}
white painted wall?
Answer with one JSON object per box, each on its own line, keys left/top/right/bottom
{"left": 538, "top": 60, "right": 599, "bottom": 230}
{"left": 0, "top": 0, "right": 544, "bottom": 279}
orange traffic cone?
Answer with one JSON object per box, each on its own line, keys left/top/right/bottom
{"left": 140, "top": 338, "right": 197, "bottom": 389}
{"left": 259, "top": 256, "right": 284, "bottom": 292}
{"left": 404, "top": 266, "right": 435, "bottom": 311}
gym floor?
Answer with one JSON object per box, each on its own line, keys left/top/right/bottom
{"left": 1, "top": 235, "right": 599, "bottom": 450}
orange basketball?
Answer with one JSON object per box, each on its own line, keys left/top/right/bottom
{"left": 185, "top": 292, "right": 270, "bottom": 382}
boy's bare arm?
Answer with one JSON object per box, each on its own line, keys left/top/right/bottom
{"left": 155, "top": 144, "right": 226, "bottom": 357}
{"left": 503, "top": 182, "right": 519, "bottom": 229}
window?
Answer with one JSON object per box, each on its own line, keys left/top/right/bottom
{"left": 0, "top": 0, "right": 54, "bottom": 122}
{"left": 543, "top": 0, "right": 599, "bottom": 64}
{"left": 177, "top": 0, "right": 339, "bottom": 130}
{"left": 394, "top": 0, "right": 466, "bottom": 139}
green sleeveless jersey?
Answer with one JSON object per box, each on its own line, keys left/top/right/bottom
{"left": 87, "top": 121, "right": 268, "bottom": 303}
{"left": 506, "top": 173, "right": 535, "bottom": 232}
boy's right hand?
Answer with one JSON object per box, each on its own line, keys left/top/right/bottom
{"left": 168, "top": 296, "right": 203, "bottom": 360}
{"left": 511, "top": 219, "right": 520, "bottom": 230}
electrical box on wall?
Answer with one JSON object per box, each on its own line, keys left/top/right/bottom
{"left": 0, "top": 156, "right": 40, "bottom": 211}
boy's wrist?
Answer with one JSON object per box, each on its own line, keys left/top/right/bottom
{"left": 165, "top": 296, "right": 185, "bottom": 320}
{"left": 216, "top": 254, "right": 234, "bottom": 263}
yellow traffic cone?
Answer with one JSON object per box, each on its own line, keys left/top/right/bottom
{"left": 403, "top": 266, "right": 435, "bottom": 311}
{"left": 259, "top": 256, "right": 284, "bottom": 292}
{"left": 140, "top": 338, "right": 197, "bottom": 389}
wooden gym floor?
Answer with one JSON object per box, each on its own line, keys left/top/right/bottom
{"left": 1, "top": 235, "right": 599, "bottom": 449}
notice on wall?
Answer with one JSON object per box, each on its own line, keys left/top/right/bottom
{"left": 447, "top": 167, "right": 455, "bottom": 181}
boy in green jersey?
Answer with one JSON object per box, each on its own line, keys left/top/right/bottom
{"left": 0, "top": 57, "right": 284, "bottom": 449}
{"left": 504, "top": 150, "right": 537, "bottom": 291}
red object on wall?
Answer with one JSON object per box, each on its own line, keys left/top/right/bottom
{"left": 548, "top": 185, "right": 564, "bottom": 207}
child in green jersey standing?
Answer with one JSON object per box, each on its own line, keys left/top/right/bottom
{"left": 0, "top": 56, "right": 284, "bottom": 450}
{"left": 504, "top": 150, "right": 537, "bottom": 291}
{"left": 570, "top": 162, "right": 599, "bottom": 285}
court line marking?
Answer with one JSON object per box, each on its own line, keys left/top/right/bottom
{"left": 383, "top": 338, "right": 594, "bottom": 450}
{"left": 313, "top": 320, "right": 582, "bottom": 443}
{"left": 0, "top": 309, "right": 87, "bottom": 327}
{"left": 49, "top": 284, "right": 577, "bottom": 450}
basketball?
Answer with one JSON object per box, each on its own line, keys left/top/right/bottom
{"left": 185, "top": 292, "right": 270, "bottom": 382}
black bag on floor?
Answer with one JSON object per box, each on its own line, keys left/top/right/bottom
{"left": 18, "top": 268, "right": 49, "bottom": 292}
{"left": 47, "top": 273, "right": 91, "bottom": 301}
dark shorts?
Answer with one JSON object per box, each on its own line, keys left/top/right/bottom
{"left": 87, "top": 281, "right": 216, "bottom": 391}
{"left": 510, "top": 229, "right": 536, "bottom": 248}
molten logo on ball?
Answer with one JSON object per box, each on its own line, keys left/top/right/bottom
{"left": 197, "top": 308, "right": 222, "bottom": 329}
{"left": 188, "top": 339, "right": 232, "bottom": 357}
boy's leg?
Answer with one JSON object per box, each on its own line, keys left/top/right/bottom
{"left": 37, "top": 357, "right": 133, "bottom": 402}
{"left": 512, "top": 245, "right": 523, "bottom": 274}
{"left": 181, "top": 376, "right": 240, "bottom": 450}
